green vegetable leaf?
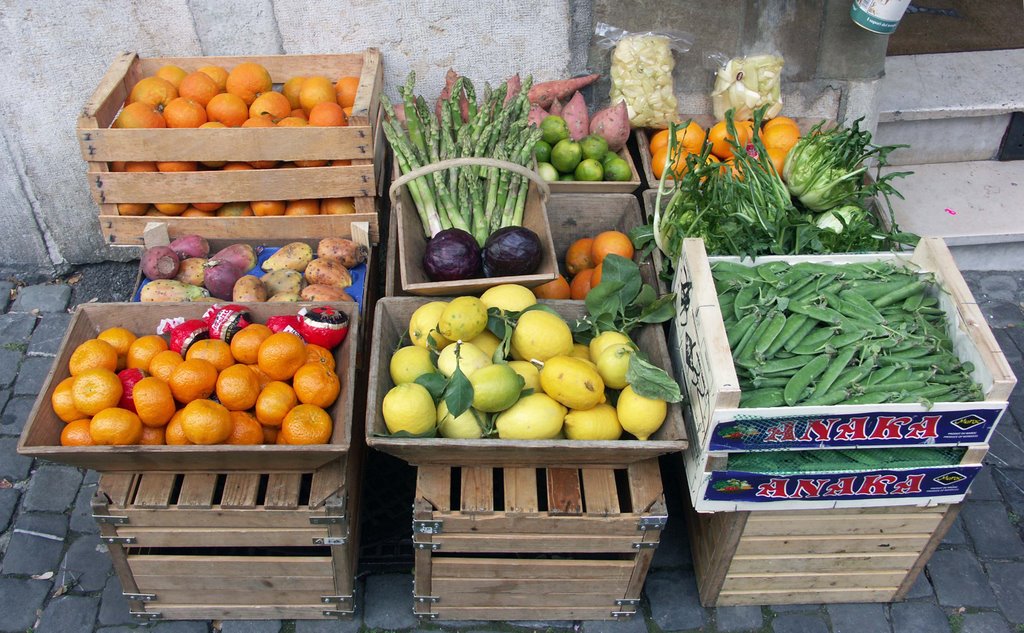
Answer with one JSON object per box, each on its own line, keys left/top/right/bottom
{"left": 415, "top": 373, "right": 447, "bottom": 403}
{"left": 600, "top": 254, "right": 642, "bottom": 307}
{"left": 443, "top": 345, "right": 475, "bottom": 417}
{"left": 586, "top": 280, "right": 625, "bottom": 317}
{"left": 629, "top": 223, "right": 655, "bottom": 250}
{"left": 487, "top": 308, "right": 508, "bottom": 339}
{"left": 638, "top": 294, "right": 677, "bottom": 324}
{"left": 634, "top": 284, "right": 656, "bottom": 308}
{"left": 626, "top": 354, "right": 683, "bottom": 403}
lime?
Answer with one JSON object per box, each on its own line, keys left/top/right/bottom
{"left": 617, "top": 385, "right": 667, "bottom": 441}
{"left": 596, "top": 343, "right": 633, "bottom": 389}
{"left": 550, "top": 139, "right": 582, "bottom": 174}
{"left": 437, "top": 342, "right": 491, "bottom": 378}
{"left": 382, "top": 383, "right": 436, "bottom": 435}
{"left": 436, "top": 401, "right": 485, "bottom": 439}
{"left": 564, "top": 403, "right": 623, "bottom": 440}
{"left": 537, "top": 162, "right": 559, "bottom": 182}
{"left": 480, "top": 284, "right": 537, "bottom": 313}
{"left": 558, "top": 173, "right": 575, "bottom": 181}
{"left": 389, "top": 346, "right": 438, "bottom": 385}
{"left": 494, "top": 393, "right": 566, "bottom": 439}
{"left": 601, "top": 151, "right": 620, "bottom": 167}
{"left": 604, "top": 157, "right": 632, "bottom": 182}
{"left": 470, "top": 363, "right": 525, "bottom": 412}
{"left": 574, "top": 158, "right": 604, "bottom": 182}
{"left": 438, "top": 296, "right": 488, "bottom": 341}
{"left": 534, "top": 140, "right": 552, "bottom": 164}
{"left": 580, "top": 134, "right": 609, "bottom": 162}
{"left": 540, "top": 116, "right": 569, "bottom": 145}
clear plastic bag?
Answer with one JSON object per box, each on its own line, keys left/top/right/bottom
{"left": 708, "top": 53, "right": 785, "bottom": 121}
{"left": 594, "top": 22, "right": 693, "bottom": 129}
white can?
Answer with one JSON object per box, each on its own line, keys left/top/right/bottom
{"left": 850, "top": 0, "right": 912, "bottom": 34}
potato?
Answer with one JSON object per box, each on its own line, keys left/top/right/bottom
{"left": 317, "top": 238, "right": 368, "bottom": 268}
{"left": 301, "top": 284, "right": 354, "bottom": 302}
{"left": 305, "top": 259, "right": 352, "bottom": 289}
{"left": 268, "top": 292, "right": 302, "bottom": 302}
{"left": 261, "top": 269, "right": 305, "bottom": 297}
{"left": 262, "top": 242, "right": 313, "bottom": 272}
{"left": 175, "top": 257, "right": 207, "bottom": 286}
{"left": 232, "top": 275, "right": 268, "bottom": 302}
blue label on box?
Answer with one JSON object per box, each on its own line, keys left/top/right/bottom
{"left": 705, "top": 465, "right": 981, "bottom": 503}
{"left": 709, "top": 408, "right": 1001, "bottom": 452}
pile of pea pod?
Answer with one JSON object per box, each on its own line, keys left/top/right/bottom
{"left": 711, "top": 260, "right": 984, "bottom": 408}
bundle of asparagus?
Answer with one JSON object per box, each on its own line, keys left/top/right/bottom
{"left": 382, "top": 71, "right": 543, "bottom": 247}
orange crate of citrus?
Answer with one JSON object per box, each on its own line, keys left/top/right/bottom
{"left": 17, "top": 302, "right": 357, "bottom": 472}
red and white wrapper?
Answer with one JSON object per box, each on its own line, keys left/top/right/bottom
{"left": 156, "top": 317, "right": 210, "bottom": 355}
{"left": 297, "top": 306, "right": 349, "bottom": 349}
{"left": 266, "top": 315, "right": 303, "bottom": 339}
{"left": 203, "top": 304, "right": 252, "bottom": 342}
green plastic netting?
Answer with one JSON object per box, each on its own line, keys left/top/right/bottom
{"left": 727, "top": 446, "right": 965, "bottom": 475}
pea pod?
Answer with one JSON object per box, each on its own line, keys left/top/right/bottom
{"left": 845, "top": 391, "right": 898, "bottom": 405}
{"left": 902, "top": 291, "right": 926, "bottom": 311}
{"left": 727, "top": 313, "right": 758, "bottom": 349}
{"left": 873, "top": 279, "right": 927, "bottom": 308}
{"left": 754, "top": 312, "right": 788, "bottom": 356}
{"left": 865, "top": 365, "right": 898, "bottom": 385}
{"left": 734, "top": 284, "right": 760, "bottom": 321}
{"left": 712, "top": 261, "right": 762, "bottom": 282}
{"left": 801, "top": 388, "right": 851, "bottom": 407}
{"left": 755, "top": 355, "right": 813, "bottom": 376}
{"left": 831, "top": 363, "right": 875, "bottom": 392}
{"left": 791, "top": 327, "right": 840, "bottom": 355}
{"left": 788, "top": 302, "right": 843, "bottom": 325}
{"left": 765, "top": 314, "right": 809, "bottom": 357}
{"left": 736, "top": 313, "right": 778, "bottom": 362}
{"left": 837, "top": 290, "right": 885, "bottom": 323}
{"left": 860, "top": 380, "right": 927, "bottom": 395}
{"left": 783, "top": 319, "right": 821, "bottom": 352}
{"left": 810, "top": 347, "right": 857, "bottom": 398}
{"left": 784, "top": 354, "right": 831, "bottom": 406}
{"left": 740, "top": 388, "right": 786, "bottom": 408}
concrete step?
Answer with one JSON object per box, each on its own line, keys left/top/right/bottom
{"left": 882, "top": 159, "right": 1024, "bottom": 270}
{"left": 874, "top": 50, "right": 1024, "bottom": 165}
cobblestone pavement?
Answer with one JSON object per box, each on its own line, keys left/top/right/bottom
{"left": 0, "top": 266, "right": 1022, "bottom": 633}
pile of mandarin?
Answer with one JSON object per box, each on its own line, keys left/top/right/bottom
{"left": 53, "top": 325, "right": 339, "bottom": 447}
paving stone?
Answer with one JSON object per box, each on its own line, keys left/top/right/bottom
{"left": 941, "top": 516, "right": 967, "bottom": 546}
{"left": 969, "top": 467, "right": 1003, "bottom": 501}
{"left": 0, "top": 388, "right": 8, "bottom": 418}
{"left": 582, "top": 611, "right": 648, "bottom": 633}
{"left": 11, "top": 283, "right": 71, "bottom": 313}
{"left": 36, "top": 594, "right": 101, "bottom": 633}
{"left": 0, "top": 312, "right": 37, "bottom": 345}
{"left": 0, "top": 435, "right": 33, "bottom": 479}
{"left": 987, "top": 561, "right": 1024, "bottom": 623}
{"left": 826, "top": 603, "right": 889, "bottom": 633}
{"left": 889, "top": 601, "right": 951, "bottom": 633}
{"left": 989, "top": 423, "right": 1024, "bottom": 469}
{"left": 652, "top": 511, "right": 691, "bottom": 569}
{"left": 927, "top": 549, "right": 998, "bottom": 607}
{"left": 981, "top": 274, "right": 1020, "bottom": 302}
{"left": 60, "top": 533, "right": 112, "bottom": 592}
{"left": 508, "top": 621, "right": 575, "bottom": 629}
{"left": 962, "top": 501, "right": 1024, "bottom": 559}
{"left": 0, "top": 487, "right": 19, "bottom": 531}
{"left": 363, "top": 573, "right": 417, "bottom": 630}
{"left": 220, "top": 621, "right": 282, "bottom": 633}
{"left": 980, "top": 301, "right": 1024, "bottom": 329}
{"left": 1005, "top": 326, "right": 1024, "bottom": 359}
{"left": 296, "top": 618, "right": 363, "bottom": 633}
{"left": 15, "top": 355, "right": 57, "bottom": 395}
{"left": 70, "top": 482, "right": 100, "bottom": 534}
{"left": 97, "top": 628, "right": 143, "bottom": 633}
{"left": 903, "top": 571, "right": 934, "bottom": 600}
{"left": 23, "top": 463, "right": 84, "bottom": 512}
{"left": 770, "top": 604, "right": 820, "bottom": 613}
{"left": 150, "top": 623, "right": 210, "bottom": 633}
{"left": 770, "top": 612, "right": 829, "bottom": 633}
{"left": 0, "top": 348, "right": 22, "bottom": 387}
{"left": 0, "top": 280, "right": 13, "bottom": 312}
{"left": 995, "top": 329, "right": 1024, "bottom": 365}
{"left": 0, "top": 577, "right": 53, "bottom": 631}
{"left": 645, "top": 568, "right": 707, "bottom": 631}
{"left": 83, "top": 469, "right": 100, "bottom": 484}
{"left": 961, "top": 611, "right": 1012, "bottom": 633}
{"left": 1, "top": 395, "right": 37, "bottom": 437}
{"left": 2, "top": 511, "right": 69, "bottom": 575}
{"left": 98, "top": 574, "right": 134, "bottom": 626}
{"left": 714, "top": 604, "right": 763, "bottom": 631}
{"left": 28, "top": 313, "right": 71, "bottom": 356}
{"left": 992, "top": 467, "right": 1024, "bottom": 514}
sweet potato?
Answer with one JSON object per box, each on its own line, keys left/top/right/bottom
{"left": 268, "top": 292, "right": 302, "bottom": 302}
{"left": 175, "top": 257, "right": 207, "bottom": 286}
{"left": 528, "top": 104, "right": 549, "bottom": 128}
{"left": 141, "top": 246, "right": 180, "bottom": 280}
{"left": 301, "top": 284, "right": 354, "bottom": 302}
{"left": 317, "top": 238, "right": 367, "bottom": 268}
{"left": 140, "top": 280, "right": 209, "bottom": 302}
{"left": 504, "top": 74, "right": 521, "bottom": 105}
{"left": 262, "top": 242, "right": 313, "bottom": 272}
{"left": 562, "top": 92, "right": 589, "bottom": 141}
{"left": 232, "top": 275, "right": 268, "bottom": 302}
{"left": 305, "top": 259, "right": 353, "bottom": 289}
{"left": 435, "top": 68, "right": 469, "bottom": 123}
{"left": 528, "top": 74, "right": 600, "bottom": 108}
{"left": 590, "top": 100, "right": 631, "bottom": 151}
{"left": 262, "top": 269, "right": 305, "bottom": 297}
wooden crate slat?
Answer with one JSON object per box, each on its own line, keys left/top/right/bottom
{"left": 140, "top": 587, "right": 333, "bottom": 605}
{"left": 431, "top": 576, "right": 627, "bottom": 596}
{"left": 722, "top": 571, "right": 910, "bottom": 592}
{"left": 461, "top": 467, "right": 494, "bottom": 513}
{"left": 735, "top": 534, "right": 935, "bottom": 556}
{"left": 581, "top": 469, "right": 619, "bottom": 515}
{"left": 894, "top": 500, "right": 962, "bottom": 600}
{"left": 546, "top": 468, "right": 583, "bottom": 515}
{"left": 221, "top": 474, "right": 260, "bottom": 509}
{"left": 152, "top": 604, "right": 333, "bottom": 620}
{"left": 118, "top": 527, "right": 325, "bottom": 548}
{"left": 128, "top": 555, "right": 334, "bottom": 578}
{"left": 627, "top": 459, "right": 664, "bottom": 513}
{"left": 433, "top": 533, "right": 639, "bottom": 554}
{"left": 431, "top": 579, "right": 626, "bottom": 607}
{"left": 503, "top": 467, "right": 538, "bottom": 513}
{"left": 433, "top": 606, "right": 618, "bottom": 620}
{"left": 717, "top": 588, "right": 897, "bottom": 606}
{"left": 79, "top": 52, "right": 138, "bottom": 133}
{"left": 730, "top": 553, "right": 920, "bottom": 574}
{"left": 135, "top": 574, "right": 336, "bottom": 592}
{"left": 99, "top": 473, "right": 138, "bottom": 507}
{"left": 416, "top": 466, "right": 452, "bottom": 512}
{"left": 309, "top": 453, "right": 347, "bottom": 509}
{"left": 175, "top": 474, "right": 217, "bottom": 508}
{"left": 117, "top": 508, "right": 316, "bottom": 529}
{"left": 133, "top": 474, "right": 176, "bottom": 508}
{"left": 431, "top": 557, "right": 635, "bottom": 581}
{"left": 264, "top": 473, "right": 302, "bottom": 510}
{"left": 429, "top": 514, "right": 640, "bottom": 536}
{"left": 742, "top": 514, "right": 944, "bottom": 537}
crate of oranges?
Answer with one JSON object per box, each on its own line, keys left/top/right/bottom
{"left": 17, "top": 302, "right": 358, "bottom": 472}
{"left": 77, "top": 51, "right": 384, "bottom": 246}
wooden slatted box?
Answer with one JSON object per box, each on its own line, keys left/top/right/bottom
{"left": 78, "top": 50, "right": 385, "bottom": 246}
{"left": 412, "top": 459, "right": 665, "bottom": 621}
{"left": 92, "top": 453, "right": 362, "bottom": 621}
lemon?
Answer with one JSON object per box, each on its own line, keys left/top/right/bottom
{"left": 409, "top": 301, "right": 450, "bottom": 349}
{"left": 571, "top": 343, "right": 591, "bottom": 361}
{"left": 470, "top": 363, "right": 525, "bottom": 412}
{"left": 494, "top": 393, "right": 566, "bottom": 439}
{"left": 468, "top": 330, "right": 502, "bottom": 360}
{"left": 563, "top": 404, "right": 622, "bottom": 440}
{"left": 382, "top": 383, "right": 436, "bottom": 435}
{"left": 510, "top": 310, "right": 573, "bottom": 362}
{"left": 596, "top": 343, "right": 634, "bottom": 390}
{"left": 438, "top": 296, "right": 488, "bottom": 342}
{"left": 437, "top": 400, "right": 485, "bottom": 439}
{"left": 617, "top": 385, "right": 667, "bottom": 441}
{"left": 389, "top": 345, "right": 438, "bottom": 385}
{"left": 589, "top": 331, "right": 631, "bottom": 361}
{"left": 437, "top": 342, "right": 491, "bottom": 378}
{"left": 507, "top": 360, "right": 540, "bottom": 391}
{"left": 539, "top": 355, "right": 606, "bottom": 410}
{"left": 480, "top": 284, "right": 537, "bottom": 313}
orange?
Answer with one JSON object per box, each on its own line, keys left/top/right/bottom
{"left": 280, "top": 404, "right": 333, "bottom": 445}
{"left": 248, "top": 365, "right": 274, "bottom": 390}
{"left": 123, "top": 161, "right": 158, "bottom": 173}
{"left": 52, "top": 377, "right": 86, "bottom": 423}
{"left": 285, "top": 199, "right": 320, "bottom": 216}
{"left": 292, "top": 363, "right": 341, "bottom": 408}
{"left": 255, "top": 381, "right": 297, "bottom": 427}
{"left": 129, "top": 76, "right": 178, "bottom": 108}
{"left": 117, "top": 203, "right": 150, "bottom": 217}
{"left": 761, "top": 123, "right": 800, "bottom": 154}
{"left": 132, "top": 377, "right": 176, "bottom": 427}
{"left": 309, "top": 101, "right": 346, "bottom": 126}
{"left": 154, "top": 65, "right": 188, "bottom": 89}
{"left": 230, "top": 324, "right": 273, "bottom": 364}
{"left": 60, "top": 419, "right": 94, "bottom": 446}
{"left": 90, "top": 407, "right": 143, "bottom": 445}
{"left": 206, "top": 93, "right": 249, "bottom": 127}
{"left": 186, "top": 339, "right": 234, "bottom": 372}
{"left": 182, "top": 208, "right": 214, "bottom": 218}
{"left": 179, "top": 399, "right": 232, "bottom": 445}
{"left": 148, "top": 350, "right": 185, "bottom": 383}
{"left": 223, "top": 162, "right": 255, "bottom": 170}
{"left": 290, "top": 108, "right": 309, "bottom": 121}
{"left": 191, "top": 202, "right": 224, "bottom": 212}
{"left": 139, "top": 425, "right": 166, "bottom": 445}
{"left": 251, "top": 200, "right": 287, "bottom": 217}
{"left": 767, "top": 147, "right": 789, "bottom": 175}
{"left": 217, "top": 202, "right": 254, "bottom": 216}
{"left": 178, "top": 71, "right": 220, "bottom": 107}
{"left": 649, "top": 121, "right": 706, "bottom": 156}
{"left": 305, "top": 344, "right": 336, "bottom": 371}
{"left": 565, "top": 237, "right": 595, "bottom": 276}
{"left": 592, "top": 261, "right": 604, "bottom": 286}
{"left": 275, "top": 116, "right": 308, "bottom": 127}
{"left": 165, "top": 411, "right": 192, "bottom": 445}
{"left": 591, "top": 230, "right": 634, "bottom": 265}
{"left": 114, "top": 102, "right": 166, "bottom": 129}
{"left": 69, "top": 339, "right": 119, "bottom": 376}
{"left": 282, "top": 76, "right": 306, "bottom": 109}
{"left": 197, "top": 65, "right": 229, "bottom": 92}
{"left": 262, "top": 425, "right": 279, "bottom": 444}
{"left": 708, "top": 120, "right": 755, "bottom": 160}
{"left": 168, "top": 358, "right": 218, "bottom": 403}
{"left": 335, "top": 76, "right": 360, "bottom": 109}
{"left": 651, "top": 146, "right": 688, "bottom": 180}
{"left": 225, "top": 411, "right": 264, "bottom": 445}
{"left": 226, "top": 62, "right": 272, "bottom": 105}
{"left": 321, "top": 198, "right": 355, "bottom": 215}
{"left": 215, "top": 363, "right": 261, "bottom": 411}
{"left": 763, "top": 115, "right": 799, "bottom": 134}
{"left": 258, "top": 333, "right": 307, "bottom": 381}
{"left": 127, "top": 335, "right": 169, "bottom": 372}
{"left": 533, "top": 275, "right": 571, "bottom": 300}
{"left": 157, "top": 161, "right": 198, "bottom": 172}
{"left": 570, "top": 269, "right": 594, "bottom": 300}
{"left": 163, "top": 97, "right": 208, "bottom": 128}
{"left": 97, "top": 327, "right": 137, "bottom": 370}
{"left": 154, "top": 202, "right": 189, "bottom": 216}
{"left": 249, "top": 91, "right": 292, "bottom": 120}
{"left": 299, "top": 76, "right": 335, "bottom": 114}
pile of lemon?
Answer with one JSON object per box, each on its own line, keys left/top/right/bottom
{"left": 381, "top": 284, "right": 668, "bottom": 441}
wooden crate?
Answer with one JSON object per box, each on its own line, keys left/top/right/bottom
{"left": 18, "top": 302, "right": 358, "bottom": 472}
{"left": 412, "top": 459, "right": 665, "bottom": 620}
{"left": 78, "top": 51, "right": 385, "bottom": 245}
{"left": 544, "top": 148, "right": 642, "bottom": 194}
{"left": 365, "top": 297, "right": 687, "bottom": 467}
{"left": 93, "top": 453, "right": 362, "bottom": 621}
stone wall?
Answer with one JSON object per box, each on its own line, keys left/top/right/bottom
{"left": 0, "top": 0, "right": 888, "bottom": 273}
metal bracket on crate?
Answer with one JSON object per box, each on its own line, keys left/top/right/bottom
{"left": 637, "top": 515, "right": 668, "bottom": 531}
{"left": 123, "top": 592, "right": 156, "bottom": 602}
{"left": 310, "top": 515, "right": 347, "bottom": 525}
{"left": 413, "top": 520, "right": 443, "bottom": 534}
{"left": 413, "top": 540, "right": 440, "bottom": 551}
{"left": 416, "top": 612, "right": 439, "bottom": 620}
{"left": 130, "top": 611, "right": 160, "bottom": 621}
{"left": 102, "top": 536, "right": 136, "bottom": 545}
{"left": 92, "top": 514, "right": 129, "bottom": 525}
{"left": 611, "top": 611, "right": 637, "bottom": 619}
{"left": 321, "top": 594, "right": 354, "bottom": 604}
{"left": 632, "top": 541, "right": 658, "bottom": 549}
{"left": 615, "top": 598, "right": 640, "bottom": 606}
{"left": 313, "top": 536, "right": 347, "bottom": 546}
{"left": 414, "top": 595, "right": 440, "bottom": 604}
{"left": 323, "top": 608, "right": 355, "bottom": 617}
